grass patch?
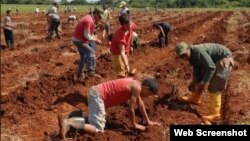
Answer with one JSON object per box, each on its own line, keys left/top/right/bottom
{"left": 1, "top": 4, "right": 250, "bottom": 14}
{"left": 1, "top": 4, "right": 94, "bottom": 13}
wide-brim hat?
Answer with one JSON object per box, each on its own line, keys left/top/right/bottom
{"left": 119, "top": 1, "right": 127, "bottom": 8}
{"left": 94, "top": 7, "right": 104, "bottom": 15}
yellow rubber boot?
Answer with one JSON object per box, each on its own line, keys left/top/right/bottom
{"left": 181, "top": 91, "right": 202, "bottom": 105}
{"left": 202, "top": 92, "right": 221, "bottom": 122}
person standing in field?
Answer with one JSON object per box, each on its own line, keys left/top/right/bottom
{"left": 110, "top": 13, "right": 137, "bottom": 78}
{"left": 72, "top": 8, "right": 104, "bottom": 79}
{"left": 47, "top": 13, "right": 61, "bottom": 41}
{"left": 35, "top": 6, "right": 40, "bottom": 16}
{"left": 119, "top": 1, "right": 130, "bottom": 15}
{"left": 152, "top": 22, "right": 171, "bottom": 48}
{"left": 16, "top": 6, "right": 19, "bottom": 14}
{"left": 101, "top": 4, "right": 111, "bottom": 40}
{"left": 119, "top": 1, "right": 138, "bottom": 50}
{"left": 175, "top": 42, "right": 234, "bottom": 124}
{"left": 2, "top": 10, "right": 15, "bottom": 49}
{"left": 46, "top": 2, "right": 59, "bottom": 35}
{"left": 46, "top": 2, "right": 60, "bottom": 41}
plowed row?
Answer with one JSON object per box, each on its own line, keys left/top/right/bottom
{"left": 1, "top": 10, "right": 250, "bottom": 141}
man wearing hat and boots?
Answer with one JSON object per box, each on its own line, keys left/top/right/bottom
{"left": 175, "top": 42, "right": 234, "bottom": 124}
{"left": 59, "top": 77, "right": 161, "bottom": 139}
{"left": 72, "top": 8, "right": 104, "bottom": 79}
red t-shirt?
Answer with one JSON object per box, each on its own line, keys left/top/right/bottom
{"left": 97, "top": 78, "right": 139, "bottom": 108}
{"left": 110, "top": 22, "right": 137, "bottom": 55}
{"left": 72, "top": 15, "right": 95, "bottom": 43}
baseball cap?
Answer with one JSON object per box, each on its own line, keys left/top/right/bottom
{"left": 175, "top": 42, "right": 189, "bottom": 56}
{"left": 119, "top": 1, "right": 127, "bottom": 8}
{"left": 142, "top": 78, "right": 159, "bottom": 94}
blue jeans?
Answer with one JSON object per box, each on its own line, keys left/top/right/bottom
{"left": 73, "top": 40, "right": 96, "bottom": 77}
{"left": 48, "top": 18, "right": 60, "bottom": 39}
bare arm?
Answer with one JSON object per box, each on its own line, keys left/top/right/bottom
{"left": 136, "top": 91, "right": 161, "bottom": 126}
{"left": 159, "top": 26, "right": 165, "bottom": 37}
{"left": 128, "top": 83, "right": 161, "bottom": 131}
{"left": 119, "top": 43, "right": 130, "bottom": 73}
{"left": 137, "top": 96, "right": 151, "bottom": 123}
{"left": 128, "top": 83, "right": 146, "bottom": 131}
{"left": 84, "top": 29, "right": 102, "bottom": 44}
{"left": 128, "top": 95, "right": 137, "bottom": 126}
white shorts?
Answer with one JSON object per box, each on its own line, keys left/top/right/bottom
{"left": 88, "top": 86, "right": 106, "bottom": 132}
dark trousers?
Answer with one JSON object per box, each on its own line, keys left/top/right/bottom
{"left": 48, "top": 19, "right": 60, "bottom": 39}
{"left": 159, "top": 32, "right": 169, "bottom": 48}
{"left": 3, "top": 28, "right": 14, "bottom": 47}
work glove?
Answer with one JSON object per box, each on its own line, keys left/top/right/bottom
{"left": 188, "top": 81, "right": 196, "bottom": 92}
{"left": 197, "top": 82, "right": 209, "bottom": 93}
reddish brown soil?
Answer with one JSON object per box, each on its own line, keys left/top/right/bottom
{"left": 1, "top": 10, "right": 250, "bottom": 141}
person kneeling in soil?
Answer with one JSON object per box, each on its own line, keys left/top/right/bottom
{"left": 60, "top": 77, "right": 161, "bottom": 138}
{"left": 110, "top": 13, "right": 137, "bottom": 78}
{"left": 152, "top": 22, "right": 171, "bottom": 48}
{"left": 175, "top": 42, "right": 234, "bottom": 124}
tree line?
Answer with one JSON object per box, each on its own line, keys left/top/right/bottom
{"left": 95, "top": 0, "right": 250, "bottom": 8}
{"left": 1, "top": 0, "right": 250, "bottom": 7}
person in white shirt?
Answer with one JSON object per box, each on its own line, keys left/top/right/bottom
{"left": 46, "top": 2, "right": 59, "bottom": 40}
{"left": 119, "top": 1, "right": 129, "bottom": 15}
{"left": 35, "top": 6, "right": 40, "bottom": 16}
{"left": 2, "top": 10, "right": 15, "bottom": 49}
{"left": 102, "top": 4, "right": 111, "bottom": 39}
{"left": 67, "top": 15, "right": 78, "bottom": 24}
{"left": 47, "top": 13, "right": 60, "bottom": 41}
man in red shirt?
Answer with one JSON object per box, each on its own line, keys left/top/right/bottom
{"left": 110, "top": 13, "right": 137, "bottom": 78}
{"left": 60, "top": 77, "right": 161, "bottom": 138}
{"left": 72, "top": 8, "right": 103, "bottom": 79}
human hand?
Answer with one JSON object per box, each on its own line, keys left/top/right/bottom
{"left": 147, "top": 121, "right": 162, "bottom": 126}
{"left": 130, "top": 47, "right": 133, "bottom": 54}
{"left": 125, "top": 65, "right": 130, "bottom": 74}
{"left": 188, "top": 81, "right": 196, "bottom": 92}
{"left": 102, "top": 32, "right": 106, "bottom": 39}
{"left": 134, "top": 124, "right": 146, "bottom": 131}
{"left": 96, "top": 38, "right": 102, "bottom": 45}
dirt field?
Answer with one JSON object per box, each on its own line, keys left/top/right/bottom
{"left": 1, "top": 10, "right": 250, "bottom": 141}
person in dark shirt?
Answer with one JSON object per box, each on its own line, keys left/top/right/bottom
{"left": 175, "top": 42, "right": 234, "bottom": 124}
{"left": 153, "top": 22, "right": 171, "bottom": 48}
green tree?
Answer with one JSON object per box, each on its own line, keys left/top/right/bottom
{"left": 70, "top": 0, "right": 87, "bottom": 5}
